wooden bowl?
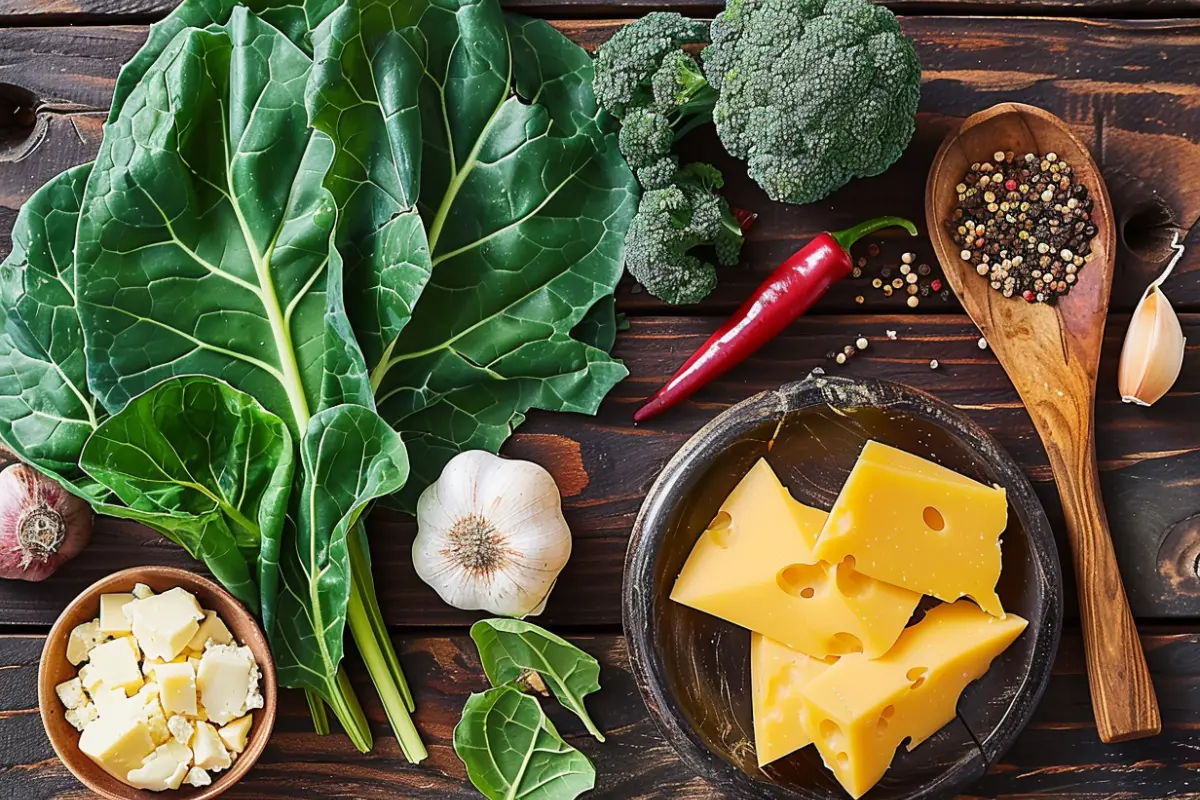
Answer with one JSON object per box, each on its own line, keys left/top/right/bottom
{"left": 623, "top": 375, "right": 1062, "bottom": 799}
{"left": 39, "top": 566, "right": 277, "bottom": 800}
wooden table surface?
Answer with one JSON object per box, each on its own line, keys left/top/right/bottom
{"left": 1, "top": 0, "right": 1199, "bottom": 798}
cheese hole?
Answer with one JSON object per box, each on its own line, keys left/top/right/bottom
{"left": 877, "top": 705, "right": 895, "bottom": 733}
{"left": 820, "top": 719, "right": 844, "bottom": 751}
{"left": 923, "top": 506, "right": 945, "bottom": 532}
{"left": 829, "top": 632, "right": 863, "bottom": 655}
{"left": 707, "top": 511, "right": 734, "bottom": 548}
{"left": 835, "top": 556, "right": 872, "bottom": 598}
{"left": 777, "top": 563, "right": 827, "bottom": 599}
{"left": 907, "top": 666, "right": 928, "bottom": 690}
{"left": 835, "top": 752, "right": 850, "bottom": 770}
{"left": 901, "top": 736, "right": 914, "bottom": 752}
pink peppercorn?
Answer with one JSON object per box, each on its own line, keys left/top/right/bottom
{"left": 1005, "top": 179, "right": 1018, "bottom": 191}
{"left": 1022, "top": 289, "right": 1036, "bottom": 302}
{"left": 930, "top": 279, "right": 942, "bottom": 292}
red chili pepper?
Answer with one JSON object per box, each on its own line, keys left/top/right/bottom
{"left": 633, "top": 215, "right": 918, "bottom": 422}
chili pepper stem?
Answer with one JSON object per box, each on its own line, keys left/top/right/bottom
{"left": 831, "top": 216, "right": 918, "bottom": 252}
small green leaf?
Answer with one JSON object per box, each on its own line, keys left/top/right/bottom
{"left": 80, "top": 376, "right": 294, "bottom": 613}
{"left": 471, "top": 618, "right": 606, "bottom": 742}
{"left": 455, "top": 685, "right": 596, "bottom": 800}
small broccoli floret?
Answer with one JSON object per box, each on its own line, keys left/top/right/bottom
{"left": 593, "top": 12, "right": 710, "bottom": 117}
{"left": 617, "top": 107, "right": 674, "bottom": 172}
{"left": 636, "top": 157, "right": 679, "bottom": 190}
{"left": 704, "top": 0, "right": 921, "bottom": 205}
{"left": 624, "top": 163, "right": 747, "bottom": 304}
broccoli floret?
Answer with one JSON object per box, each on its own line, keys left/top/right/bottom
{"left": 624, "top": 163, "right": 747, "bottom": 304}
{"left": 704, "top": 0, "right": 921, "bottom": 205}
{"left": 594, "top": 12, "right": 710, "bottom": 117}
{"left": 594, "top": 14, "right": 720, "bottom": 184}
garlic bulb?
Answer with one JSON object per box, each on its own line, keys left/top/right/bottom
{"left": 1118, "top": 231, "right": 1187, "bottom": 407}
{"left": 413, "top": 451, "right": 571, "bottom": 617}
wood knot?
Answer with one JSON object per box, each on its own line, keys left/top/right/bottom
{"left": 1156, "top": 513, "right": 1200, "bottom": 597}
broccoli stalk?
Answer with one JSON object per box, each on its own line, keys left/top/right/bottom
{"left": 624, "top": 163, "right": 748, "bottom": 305}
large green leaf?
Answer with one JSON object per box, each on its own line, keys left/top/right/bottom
{"left": 309, "top": 0, "right": 638, "bottom": 506}
{"left": 471, "top": 618, "right": 606, "bottom": 742}
{"left": 268, "top": 404, "right": 408, "bottom": 704}
{"left": 80, "top": 377, "right": 294, "bottom": 612}
{"left": 454, "top": 684, "right": 596, "bottom": 800}
{"left": 75, "top": 7, "right": 384, "bottom": 711}
{"left": 109, "top": 0, "right": 340, "bottom": 123}
{"left": 0, "top": 164, "right": 104, "bottom": 489}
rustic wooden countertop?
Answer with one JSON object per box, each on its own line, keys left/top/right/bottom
{"left": 0, "top": 1, "right": 1197, "bottom": 797}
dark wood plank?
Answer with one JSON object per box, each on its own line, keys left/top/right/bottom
{"left": 4, "top": 630, "right": 1200, "bottom": 798}
{"left": 0, "top": 313, "right": 1196, "bottom": 626}
{"left": 0, "top": 19, "right": 1197, "bottom": 312}
{"left": 3, "top": 0, "right": 1200, "bottom": 23}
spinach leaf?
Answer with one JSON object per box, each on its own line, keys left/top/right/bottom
{"left": 471, "top": 618, "right": 606, "bottom": 742}
{"left": 455, "top": 684, "right": 596, "bottom": 800}
{"left": 0, "top": 164, "right": 105, "bottom": 492}
{"left": 78, "top": 376, "right": 293, "bottom": 612}
{"left": 268, "top": 404, "right": 408, "bottom": 716}
{"left": 309, "top": 0, "right": 638, "bottom": 506}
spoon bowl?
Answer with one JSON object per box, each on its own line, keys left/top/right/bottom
{"left": 926, "top": 102, "right": 1160, "bottom": 743}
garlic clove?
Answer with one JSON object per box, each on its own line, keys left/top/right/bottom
{"left": 1118, "top": 233, "right": 1187, "bottom": 407}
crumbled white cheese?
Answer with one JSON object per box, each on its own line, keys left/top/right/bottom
{"left": 132, "top": 583, "right": 155, "bottom": 600}
{"left": 55, "top": 677, "right": 86, "bottom": 710}
{"left": 64, "top": 701, "right": 99, "bottom": 732}
{"left": 167, "top": 715, "right": 194, "bottom": 747}
{"left": 184, "top": 767, "right": 212, "bottom": 788}
{"left": 66, "top": 619, "right": 109, "bottom": 666}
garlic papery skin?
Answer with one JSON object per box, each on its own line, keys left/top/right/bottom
{"left": 412, "top": 450, "right": 571, "bottom": 617}
{"left": 1118, "top": 232, "right": 1186, "bottom": 407}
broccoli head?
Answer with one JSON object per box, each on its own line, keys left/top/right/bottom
{"left": 594, "top": 13, "right": 720, "bottom": 188}
{"left": 704, "top": 0, "right": 921, "bottom": 205}
{"left": 593, "top": 12, "right": 710, "bottom": 117}
{"left": 625, "top": 163, "right": 747, "bottom": 304}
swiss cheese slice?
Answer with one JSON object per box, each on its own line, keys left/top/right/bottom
{"left": 814, "top": 441, "right": 1008, "bottom": 617}
{"left": 751, "top": 634, "right": 833, "bottom": 767}
{"left": 799, "top": 601, "right": 1028, "bottom": 799}
{"left": 670, "top": 459, "right": 921, "bottom": 659}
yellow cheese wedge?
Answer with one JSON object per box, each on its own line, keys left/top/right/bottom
{"left": 751, "top": 634, "right": 833, "bottom": 767}
{"left": 814, "top": 441, "right": 1008, "bottom": 617}
{"left": 670, "top": 459, "right": 920, "bottom": 659}
{"left": 799, "top": 601, "right": 1028, "bottom": 799}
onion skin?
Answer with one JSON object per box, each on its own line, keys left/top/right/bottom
{"left": 0, "top": 463, "right": 92, "bottom": 581}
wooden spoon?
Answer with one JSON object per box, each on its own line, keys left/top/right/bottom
{"left": 926, "top": 102, "right": 1160, "bottom": 743}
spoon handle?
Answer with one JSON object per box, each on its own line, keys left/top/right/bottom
{"left": 1045, "top": 426, "right": 1161, "bottom": 742}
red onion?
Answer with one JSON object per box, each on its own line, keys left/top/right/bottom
{"left": 0, "top": 463, "right": 92, "bottom": 581}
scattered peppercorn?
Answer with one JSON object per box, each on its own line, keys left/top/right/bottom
{"left": 978, "top": 337, "right": 988, "bottom": 350}
{"left": 948, "top": 151, "right": 1096, "bottom": 304}
{"left": 851, "top": 267, "right": 863, "bottom": 279}
{"left": 836, "top": 352, "right": 847, "bottom": 364}
{"left": 930, "top": 279, "right": 942, "bottom": 292}
{"left": 930, "top": 359, "right": 939, "bottom": 369}
{"left": 907, "top": 295, "right": 919, "bottom": 308}
{"left": 868, "top": 243, "right": 880, "bottom": 257}
{"left": 856, "top": 337, "right": 869, "bottom": 350}
{"left": 855, "top": 295, "right": 865, "bottom": 304}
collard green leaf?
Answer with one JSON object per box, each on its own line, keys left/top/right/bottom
{"left": 80, "top": 377, "right": 294, "bottom": 612}
{"left": 268, "top": 404, "right": 408, "bottom": 705}
{"left": 471, "top": 618, "right": 606, "bottom": 742}
{"left": 455, "top": 685, "right": 596, "bottom": 800}
{"left": 77, "top": 7, "right": 365, "bottom": 432}
{"left": 0, "top": 163, "right": 104, "bottom": 490}
{"left": 309, "top": 0, "right": 638, "bottom": 507}
{"left": 109, "top": 0, "right": 340, "bottom": 123}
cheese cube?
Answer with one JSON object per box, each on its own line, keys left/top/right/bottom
{"left": 187, "top": 610, "right": 233, "bottom": 653}
{"left": 65, "top": 701, "right": 99, "bottom": 732}
{"left": 66, "top": 619, "right": 108, "bottom": 665}
{"left": 126, "top": 740, "right": 192, "bottom": 792}
{"left": 218, "top": 715, "right": 252, "bottom": 754}
{"left": 132, "top": 583, "right": 155, "bottom": 600}
{"left": 86, "top": 636, "right": 144, "bottom": 696}
{"left": 78, "top": 664, "right": 103, "bottom": 695}
{"left": 751, "top": 635, "right": 832, "bottom": 767}
{"left": 99, "top": 593, "right": 136, "bottom": 635}
{"left": 670, "top": 459, "right": 921, "bottom": 658}
{"left": 92, "top": 687, "right": 130, "bottom": 718}
{"left": 815, "top": 441, "right": 1008, "bottom": 617}
{"left": 192, "top": 721, "right": 232, "bottom": 772}
{"left": 167, "top": 715, "right": 195, "bottom": 746}
{"left": 78, "top": 710, "right": 156, "bottom": 779}
{"left": 185, "top": 767, "right": 212, "bottom": 788}
{"left": 126, "top": 587, "right": 205, "bottom": 661}
{"left": 156, "top": 662, "right": 198, "bottom": 716}
{"left": 197, "top": 644, "right": 262, "bottom": 725}
{"left": 799, "top": 601, "right": 1028, "bottom": 799}
{"left": 55, "top": 677, "right": 86, "bottom": 710}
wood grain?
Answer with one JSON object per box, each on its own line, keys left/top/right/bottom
{"left": 0, "top": 19, "right": 1197, "bottom": 313}
{"left": 0, "top": 313, "right": 1195, "bottom": 628}
{"left": 3, "top": 630, "right": 1200, "bottom": 799}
